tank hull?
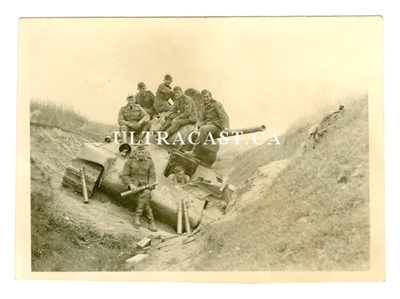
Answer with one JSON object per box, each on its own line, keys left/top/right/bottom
{"left": 62, "top": 141, "right": 221, "bottom": 230}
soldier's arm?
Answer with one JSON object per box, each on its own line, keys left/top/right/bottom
{"left": 121, "top": 159, "right": 133, "bottom": 186}
{"left": 160, "top": 85, "right": 176, "bottom": 101}
{"left": 118, "top": 107, "right": 130, "bottom": 126}
{"left": 165, "top": 101, "right": 178, "bottom": 119}
{"left": 176, "top": 97, "right": 194, "bottom": 119}
{"left": 148, "top": 91, "right": 155, "bottom": 105}
{"left": 214, "top": 102, "right": 230, "bottom": 129}
{"left": 148, "top": 161, "right": 156, "bottom": 185}
{"left": 138, "top": 106, "right": 150, "bottom": 122}
{"left": 195, "top": 107, "right": 205, "bottom": 128}
{"left": 134, "top": 94, "right": 141, "bottom": 106}
{"left": 158, "top": 84, "right": 172, "bottom": 95}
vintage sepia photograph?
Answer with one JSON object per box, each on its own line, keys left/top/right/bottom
{"left": 15, "top": 16, "right": 384, "bottom": 283}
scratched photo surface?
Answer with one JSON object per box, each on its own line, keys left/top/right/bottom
{"left": 16, "top": 17, "right": 384, "bottom": 282}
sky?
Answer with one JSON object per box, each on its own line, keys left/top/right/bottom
{"left": 23, "top": 17, "right": 379, "bottom": 135}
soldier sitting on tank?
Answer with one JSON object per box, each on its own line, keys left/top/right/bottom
{"left": 121, "top": 144, "right": 157, "bottom": 232}
{"left": 135, "top": 82, "right": 157, "bottom": 120}
{"left": 158, "top": 86, "right": 198, "bottom": 139}
{"left": 167, "top": 165, "right": 191, "bottom": 186}
{"left": 154, "top": 74, "right": 176, "bottom": 114}
{"left": 185, "top": 89, "right": 230, "bottom": 157}
{"left": 118, "top": 94, "right": 151, "bottom": 142}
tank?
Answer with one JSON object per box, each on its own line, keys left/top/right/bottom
{"left": 61, "top": 88, "right": 265, "bottom": 231}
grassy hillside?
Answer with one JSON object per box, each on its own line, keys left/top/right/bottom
{"left": 195, "top": 95, "right": 370, "bottom": 270}
{"left": 227, "top": 99, "right": 357, "bottom": 185}
{"left": 30, "top": 100, "right": 116, "bottom": 141}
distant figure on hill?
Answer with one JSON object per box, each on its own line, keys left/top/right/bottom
{"left": 168, "top": 165, "right": 190, "bottom": 186}
{"left": 305, "top": 105, "right": 344, "bottom": 149}
{"left": 307, "top": 105, "right": 344, "bottom": 142}
{"left": 318, "top": 105, "right": 345, "bottom": 134}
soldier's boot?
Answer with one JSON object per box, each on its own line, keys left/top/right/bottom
{"left": 144, "top": 206, "right": 158, "bottom": 232}
{"left": 133, "top": 199, "right": 147, "bottom": 228}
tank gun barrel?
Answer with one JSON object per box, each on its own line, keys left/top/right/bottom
{"left": 224, "top": 125, "right": 266, "bottom": 137}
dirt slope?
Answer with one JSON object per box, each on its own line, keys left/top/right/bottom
{"left": 189, "top": 96, "right": 370, "bottom": 271}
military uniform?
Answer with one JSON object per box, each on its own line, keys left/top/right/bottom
{"left": 118, "top": 104, "right": 151, "bottom": 137}
{"left": 192, "top": 98, "right": 230, "bottom": 152}
{"left": 154, "top": 83, "right": 176, "bottom": 113}
{"left": 135, "top": 91, "right": 156, "bottom": 119}
{"left": 121, "top": 151, "right": 157, "bottom": 231}
{"left": 161, "top": 94, "right": 198, "bottom": 135}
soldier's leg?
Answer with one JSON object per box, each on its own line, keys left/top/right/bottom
{"left": 141, "top": 190, "right": 157, "bottom": 232}
{"left": 155, "top": 101, "right": 172, "bottom": 114}
{"left": 133, "top": 121, "right": 152, "bottom": 142}
{"left": 166, "top": 117, "right": 191, "bottom": 136}
{"left": 193, "top": 124, "right": 221, "bottom": 152}
{"left": 160, "top": 113, "right": 179, "bottom": 131}
{"left": 133, "top": 190, "right": 150, "bottom": 228}
{"left": 144, "top": 107, "right": 157, "bottom": 120}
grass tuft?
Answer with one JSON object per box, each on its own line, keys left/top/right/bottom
{"left": 30, "top": 100, "right": 117, "bottom": 142}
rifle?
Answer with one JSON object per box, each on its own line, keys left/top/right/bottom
{"left": 120, "top": 183, "right": 157, "bottom": 198}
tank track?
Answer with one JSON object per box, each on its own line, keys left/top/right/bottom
{"left": 62, "top": 158, "right": 103, "bottom": 197}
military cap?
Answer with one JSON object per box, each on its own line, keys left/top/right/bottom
{"left": 164, "top": 74, "right": 173, "bottom": 80}
{"left": 201, "top": 89, "right": 212, "bottom": 96}
{"left": 173, "top": 86, "right": 182, "bottom": 92}
{"left": 136, "top": 144, "right": 146, "bottom": 151}
{"left": 126, "top": 93, "right": 134, "bottom": 100}
{"left": 138, "top": 82, "right": 146, "bottom": 88}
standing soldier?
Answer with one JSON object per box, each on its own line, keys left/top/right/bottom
{"left": 121, "top": 144, "right": 157, "bottom": 232}
{"left": 135, "top": 82, "right": 157, "bottom": 120}
{"left": 185, "top": 89, "right": 230, "bottom": 157}
{"left": 159, "top": 86, "right": 198, "bottom": 137}
{"left": 118, "top": 94, "right": 151, "bottom": 142}
{"left": 154, "top": 74, "right": 175, "bottom": 113}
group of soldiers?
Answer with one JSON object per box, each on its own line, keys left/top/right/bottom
{"left": 118, "top": 74, "right": 231, "bottom": 156}
{"left": 118, "top": 74, "right": 231, "bottom": 232}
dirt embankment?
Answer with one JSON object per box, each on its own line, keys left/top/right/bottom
{"left": 189, "top": 96, "right": 370, "bottom": 271}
